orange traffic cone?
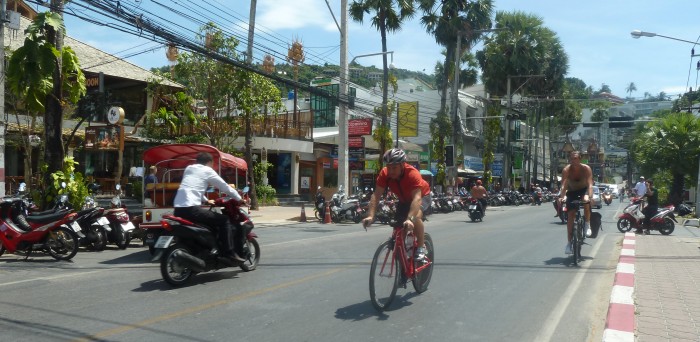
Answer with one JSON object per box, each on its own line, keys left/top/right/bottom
{"left": 324, "top": 203, "right": 332, "bottom": 224}
{"left": 300, "top": 203, "right": 307, "bottom": 222}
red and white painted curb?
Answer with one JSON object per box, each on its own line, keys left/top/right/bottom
{"left": 602, "top": 232, "right": 636, "bottom": 341}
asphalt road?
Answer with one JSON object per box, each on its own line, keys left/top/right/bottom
{"left": 0, "top": 200, "right": 627, "bottom": 342}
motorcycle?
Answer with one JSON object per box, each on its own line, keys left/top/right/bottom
{"left": 313, "top": 186, "right": 326, "bottom": 221}
{"left": 329, "top": 185, "right": 363, "bottom": 223}
{"left": 104, "top": 184, "right": 136, "bottom": 249}
{"left": 0, "top": 194, "right": 82, "bottom": 261}
{"left": 602, "top": 191, "right": 613, "bottom": 205}
{"left": 467, "top": 198, "right": 484, "bottom": 222}
{"left": 553, "top": 197, "right": 568, "bottom": 223}
{"left": 154, "top": 196, "right": 260, "bottom": 287}
{"left": 617, "top": 197, "right": 676, "bottom": 235}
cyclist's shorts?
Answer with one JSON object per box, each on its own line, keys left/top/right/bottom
{"left": 395, "top": 194, "right": 432, "bottom": 222}
{"left": 565, "top": 188, "right": 587, "bottom": 210}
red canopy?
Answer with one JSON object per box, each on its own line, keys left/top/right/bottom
{"left": 143, "top": 144, "right": 247, "bottom": 171}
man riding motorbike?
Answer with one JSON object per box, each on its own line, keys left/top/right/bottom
{"left": 173, "top": 152, "right": 245, "bottom": 262}
{"left": 471, "top": 180, "right": 487, "bottom": 216}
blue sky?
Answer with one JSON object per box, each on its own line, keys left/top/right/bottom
{"left": 56, "top": 0, "right": 700, "bottom": 100}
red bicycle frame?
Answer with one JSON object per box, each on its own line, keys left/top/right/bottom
{"left": 380, "top": 225, "right": 432, "bottom": 281}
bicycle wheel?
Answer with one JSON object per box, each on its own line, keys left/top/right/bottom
{"left": 369, "top": 240, "right": 400, "bottom": 311}
{"left": 573, "top": 218, "right": 582, "bottom": 265}
{"left": 412, "top": 233, "right": 434, "bottom": 294}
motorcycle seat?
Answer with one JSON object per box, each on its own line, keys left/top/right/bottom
{"left": 25, "top": 209, "right": 72, "bottom": 224}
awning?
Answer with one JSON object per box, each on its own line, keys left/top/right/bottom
{"left": 457, "top": 168, "right": 477, "bottom": 176}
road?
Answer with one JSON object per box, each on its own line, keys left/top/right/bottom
{"left": 0, "top": 200, "right": 627, "bottom": 342}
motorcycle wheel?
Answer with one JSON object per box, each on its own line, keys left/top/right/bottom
{"left": 161, "top": 243, "right": 194, "bottom": 286}
{"left": 89, "top": 226, "right": 108, "bottom": 251}
{"left": 559, "top": 212, "right": 568, "bottom": 224}
{"left": 111, "top": 222, "right": 128, "bottom": 250}
{"left": 659, "top": 218, "right": 675, "bottom": 235}
{"left": 353, "top": 212, "right": 363, "bottom": 224}
{"left": 46, "top": 226, "right": 80, "bottom": 261}
{"left": 239, "top": 238, "right": 261, "bottom": 272}
{"left": 314, "top": 209, "right": 322, "bottom": 221}
{"left": 617, "top": 218, "right": 633, "bottom": 233}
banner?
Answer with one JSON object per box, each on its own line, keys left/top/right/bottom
{"left": 348, "top": 136, "right": 364, "bottom": 148}
{"left": 348, "top": 118, "right": 373, "bottom": 136}
{"left": 85, "top": 125, "right": 123, "bottom": 151}
{"left": 397, "top": 101, "right": 419, "bottom": 138}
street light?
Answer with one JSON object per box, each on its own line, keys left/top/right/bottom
{"left": 630, "top": 30, "right": 699, "bottom": 45}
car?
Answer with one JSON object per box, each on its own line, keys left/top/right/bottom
{"left": 592, "top": 186, "right": 602, "bottom": 209}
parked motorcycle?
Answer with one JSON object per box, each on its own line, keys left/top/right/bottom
{"left": 329, "top": 185, "right": 363, "bottom": 223}
{"left": 154, "top": 196, "right": 260, "bottom": 287}
{"left": 313, "top": 186, "right": 326, "bottom": 221}
{"left": 467, "top": 198, "right": 484, "bottom": 222}
{"left": 104, "top": 184, "right": 136, "bottom": 249}
{"left": 617, "top": 197, "right": 676, "bottom": 235}
{"left": 0, "top": 194, "right": 82, "bottom": 261}
{"left": 602, "top": 191, "right": 613, "bottom": 205}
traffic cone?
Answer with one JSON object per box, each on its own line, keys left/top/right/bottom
{"left": 300, "top": 203, "right": 307, "bottom": 222}
{"left": 324, "top": 203, "right": 332, "bottom": 224}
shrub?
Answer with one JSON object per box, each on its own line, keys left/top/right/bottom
{"left": 255, "top": 184, "right": 278, "bottom": 206}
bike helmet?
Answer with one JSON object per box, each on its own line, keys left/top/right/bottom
{"left": 382, "top": 148, "right": 406, "bottom": 165}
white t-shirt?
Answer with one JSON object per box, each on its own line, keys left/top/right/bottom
{"left": 173, "top": 164, "right": 242, "bottom": 207}
{"left": 634, "top": 181, "right": 647, "bottom": 197}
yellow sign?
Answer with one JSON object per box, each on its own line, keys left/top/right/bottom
{"left": 397, "top": 101, "right": 419, "bottom": 138}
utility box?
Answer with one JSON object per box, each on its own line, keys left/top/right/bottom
{"left": 6, "top": 11, "right": 20, "bottom": 30}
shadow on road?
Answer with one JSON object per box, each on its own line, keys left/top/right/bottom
{"left": 133, "top": 269, "right": 242, "bottom": 292}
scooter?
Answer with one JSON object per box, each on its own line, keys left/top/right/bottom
{"left": 467, "top": 198, "right": 484, "bottom": 222}
{"left": 313, "top": 186, "right": 326, "bottom": 221}
{"left": 0, "top": 195, "right": 82, "bottom": 261}
{"left": 602, "top": 191, "right": 613, "bottom": 205}
{"left": 154, "top": 196, "right": 260, "bottom": 287}
{"left": 617, "top": 197, "right": 676, "bottom": 235}
{"left": 553, "top": 197, "right": 568, "bottom": 223}
{"left": 104, "top": 184, "right": 136, "bottom": 249}
{"left": 329, "top": 185, "right": 363, "bottom": 223}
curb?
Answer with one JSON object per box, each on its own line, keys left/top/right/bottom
{"left": 602, "top": 232, "right": 636, "bottom": 342}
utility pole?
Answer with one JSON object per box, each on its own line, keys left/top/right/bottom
{"left": 450, "top": 33, "right": 462, "bottom": 192}
{"left": 504, "top": 77, "right": 512, "bottom": 189}
{"left": 338, "top": 0, "right": 349, "bottom": 196}
{"left": 0, "top": 0, "right": 7, "bottom": 197}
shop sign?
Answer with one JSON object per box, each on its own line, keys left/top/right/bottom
{"left": 349, "top": 147, "right": 364, "bottom": 161}
{"left": 85, "top": 125, "right": 123, "bottom": 151}
{"left": 323, "top": 162, "right": 331, "bottom": 169}
{"left": 348, "top": 136, "right": 364, "bottom": 148}
{"left": 348, "top": 118, "right": 373, "bottom": 136}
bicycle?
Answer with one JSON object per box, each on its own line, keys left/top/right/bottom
{"left": 565, "top": 199, "right": 588, "bottom": 265}
{"left": 367, "top": 219, "right": 434, "bottom": 311}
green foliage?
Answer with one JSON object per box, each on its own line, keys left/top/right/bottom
{"left": 253, "top": 161, "right": 272, "bottom": 187}
{"left": 429, "top": 109, "right": 452, "bottom": 187}
{"left": 7, "top": 12, "right": 85, "bottom": 113}
{"left": 131, "top": 180, "right": 143, "bottom": 201}
{"left": 482, "top": 105, "right": 501, "bottom": 186}
{"left": 31, "top": 157, "right": 89, "bottom": 210}
{"left": 255, "top": 184, "right": 278, "bottom": 206}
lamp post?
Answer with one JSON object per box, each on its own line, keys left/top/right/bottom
{"left": 630, "top": 30, "right": 699, "bottom": 45}
{"left": 504, "top": 74, "right": 545, "bottom": 189}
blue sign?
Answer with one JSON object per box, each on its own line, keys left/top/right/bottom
{"left": 464, "top": 156, "right": 484, "bottom": 171}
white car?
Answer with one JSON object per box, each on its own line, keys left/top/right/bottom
{"left": 592, "top": 186, "right": 602, "bottom": 209}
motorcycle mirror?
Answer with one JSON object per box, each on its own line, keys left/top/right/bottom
{"left": 242, "top": 186, "right": 250, "bottom": 193}
{"left": 18, "top": 183, "right": 26, "bottom": 192}
{"left": 115, "top": 184, "right": 121, "bottom": 191}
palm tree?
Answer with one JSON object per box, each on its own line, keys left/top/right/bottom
{"left": 625, "top": 82, "right": 637, "bottom": 99}
{"left": 634, "top": 112, "right": 700, "bottom": 205}
{"left": 350, "top": 0, "right": 416, "bottom": 167}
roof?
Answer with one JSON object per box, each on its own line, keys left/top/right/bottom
{"left": 143, "top": 144, "right": 247, "bottom": 171}
{"left": 4, "top": 16, "right": 182, "bottom": 88}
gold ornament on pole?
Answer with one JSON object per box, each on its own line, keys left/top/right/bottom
{"left": 262, "top": 54, "right": 275, "bottom": 74}
{"left": 166, "top": 43, "right": 179, "bottom": 78}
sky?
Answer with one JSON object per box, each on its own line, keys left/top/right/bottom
{"left": 53, "top": 0, "right": 700, "bottom": 100}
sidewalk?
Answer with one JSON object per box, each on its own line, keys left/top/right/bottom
{"left": 247, "top": 205, "right": 313, "bottom": 226}
{"left": 603, "top": 229, "right": 700, "bottom": 341}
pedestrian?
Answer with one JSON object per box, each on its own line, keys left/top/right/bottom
{"left": 634, "top": 176, "right": 647, "bottom": 198}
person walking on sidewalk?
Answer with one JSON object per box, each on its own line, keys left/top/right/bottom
{"left": 559, "top": 150, "right": 594, "bottom": 255}
{"left": 362, "top": 148, "right": 432, "bottom": 262}
{"left": 636, "top": 179, "right": 658, "bottom": 235}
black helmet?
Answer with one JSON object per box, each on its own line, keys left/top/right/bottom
{"left": 382, "top": 148, "right": 406, "bottom": 165}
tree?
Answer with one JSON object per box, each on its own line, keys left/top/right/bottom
{"left": 634, "top": 112, "right": 700, "bottom": 205}
{"left": 625, "top": 82, "right": 637, "bottom": 99}
{"left": 350, "top": 0, "right": 416, "bottom": 168}
{"left": 6, "top": 10, "right": 86, "bottom": 180}
{"left": 419, "top": 0, "right": 493, "bottom": 186}
{"left": 172, "top": 23, "right": 240, "bottom": 147}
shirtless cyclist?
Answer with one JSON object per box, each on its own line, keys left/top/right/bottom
{"left": 559, "top": 150, "right": 594, "bottom": 255}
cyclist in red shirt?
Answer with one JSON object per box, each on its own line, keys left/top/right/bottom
{"left": 363, "top": 148, "right": 432, "bottom": 261}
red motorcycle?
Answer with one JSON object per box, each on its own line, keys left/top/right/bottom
{"left": 617, "top": 197, "right": 676, "bottom": 235}
{"left": 153, "top": 196, "right": 260, "bottom": 287}
{"left": 0, "top": 197, "right": 82, "bottom": 261}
